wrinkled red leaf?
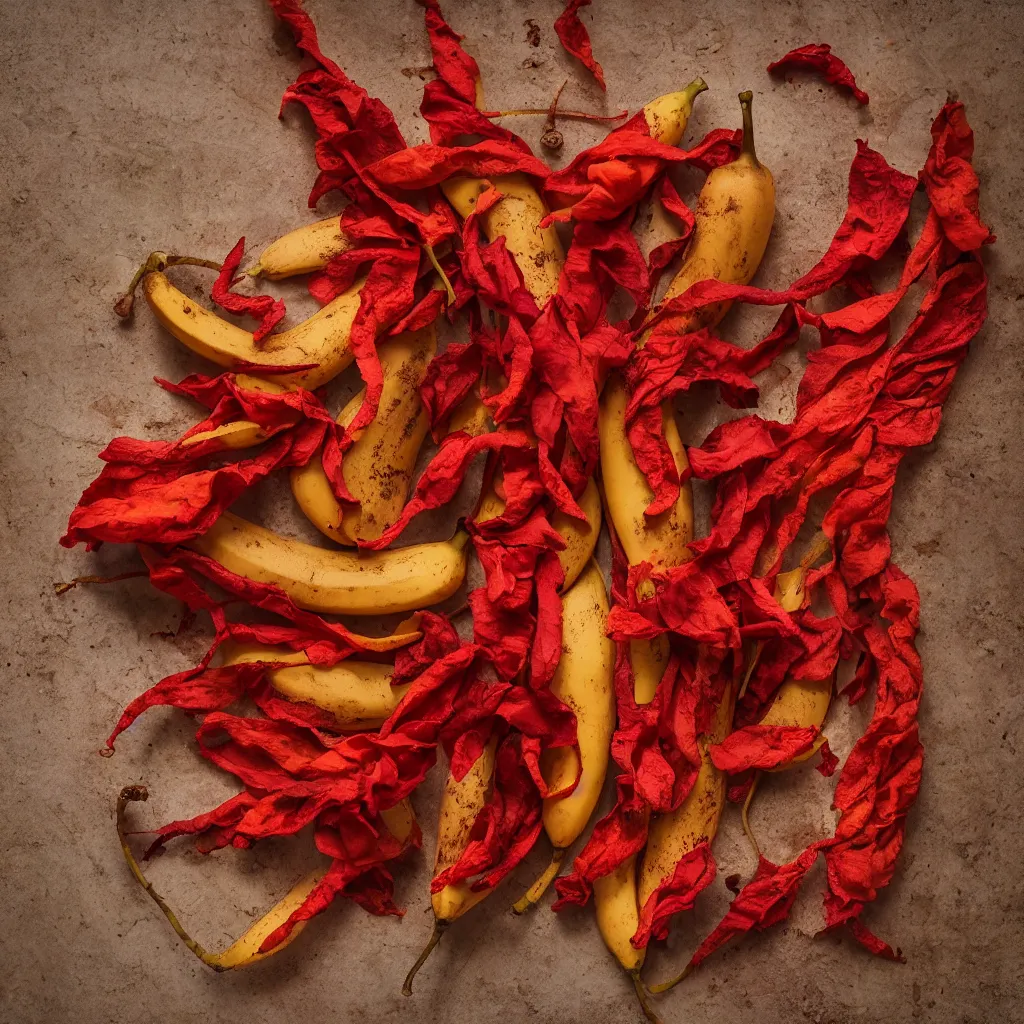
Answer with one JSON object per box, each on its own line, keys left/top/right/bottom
{"left": 768, "top": 43, "right": 869, "bottom": 105}
{"left": 554, "top": 0, "right": 606, "bottom": 91}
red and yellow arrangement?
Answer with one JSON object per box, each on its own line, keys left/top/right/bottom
{"left": 61, "top": 1, "right": 992, "bottom": 1019}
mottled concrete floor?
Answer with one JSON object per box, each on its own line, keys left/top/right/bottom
{"left": 2, "top": 1, "right": 1022, "bottom": 1022}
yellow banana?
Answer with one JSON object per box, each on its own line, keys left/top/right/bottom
{"left": 116, "top": 785, "right": 414, "bottom": 970}
{"left": 758, "top": 561, "right": 832, "bottom": 769}
{"left": 647, "top": 91, "right": 776, "bottom": 338}
{"left": 475, "top": 474, "right": 602, "bottom": 591}
{"left": 642, "top": 78, "right": 709, "bottom": 146}
{"left": 447, "top": 387, "right": 492, "bottom": 437}
{"left": 250, "top": 216, "right": 351, "bottom": 280}
{"left": 443, "top": 173, "right": 564, "bottom": 308}
{"left": 181, "top": 419, "right": 269, "bottom": 450}
{"left": 599, "top": 384, "right": 694, "bottom": 570}
{"left": 638, "top": 681, "right": 736, "bottom": 909}
{"left": 737, "top": 544, "right": 835, "bottom": 861}
{"left": 187, "top": 512, "right": 469, "bottom": 616}
{"left": 290, "top": 325, "right": 436, "bottom": 545}
{"left": 142, "top": 269, "right": 366, "bottom": 390}
{"left": 601, "top": 90, "right": 775, "bottom": 708}
{"left": 595, "top": 856, "right": 646, "bottom": 973}
{"left": 403, "top": 736, "right": 500, "bottom": 995}
{"left": 221, "top": 642, "right": 410, "bottom": 730}
{"left": 513, "top": 560, "right": 615, "bottom": 911}
{"left": 178, "top": 374, "right": 289, "bottom": 450}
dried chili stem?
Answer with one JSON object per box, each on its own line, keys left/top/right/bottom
{"left": 485, "top": 107, "right": 626, "bottom": 122}
{"left": 116, "top": 786, "right": 228, "bottom": 972}
{"left": 631, "top": 970, "right": 666, "bottom": 1024}
{"left": 511, "top": 847, "right": 566, "bottom": 914}
{"left": 53, "top": 570, "right": 148, "bottom": 596}
{"left": 741, "top": 772, "right": 762, "bottom": 860}
{"left": 402, "top": 919, "right": 447, "bottom": 995}
{"left": 114, "top": 251, "right": 223, "bottom": 318}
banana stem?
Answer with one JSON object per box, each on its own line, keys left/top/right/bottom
{"left": 402, "top": 919, "right": 447, "bottom": 996}
{"left": 53, "top": 570, "right": 148, "bottom": 596}
{"left": 683, "top": 77, "right": 710, "bottom": 104}
{"left": 738, "top": 90, "right": 759, "bottom": 166}
{"left": 741, "top": 772, "right": 762, "bottom": 860}
{"left": 512, "top": 847, "right": 566, "bottom": 914}
{"left": 631, "top": 970, "right": 666, "bottom": 1024}
{"left": 116, "top": 786, "right": 227, "bottom": 972}
{"left": 114, "top": 251, "right": 223, "bottom": 318}
{"left": 647, "top": 962, "right": 694, "bottom": 995}
{"left": 485, "top": 107, "right": 627, "bottom": 122}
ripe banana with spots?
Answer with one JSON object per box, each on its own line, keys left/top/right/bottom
{"left": 187, "top": 512, "right": 469, "bottom": 616}
{"left": 290, "top": 325, "right": 436, "bottom": 544}
{"left": 142, "top": 266, "right": 366, "bottom": 389}
{"left": 443, "top": 173, "right": 565, "bottom": 308}
{"left": 758, "top": 559, "right": 833, "bottom": 770}
{"left": 513, "top": 559, "right": 615, "bottom": 912}
{"left": 403, "top": 736, "right": 500, "bottom": 995}
{"left": 639, "top": 682, "right": 736, "bottom": 909}
{"left": 601, "top": 89, "right": 775, "bottom": 706}
{"left": 475, "top": 474, "right": 603, "bottom": 591}
{"left": 221, "top": 643, "right": 411, "bottom": 730}
{"left": 249, "top": 216, "right": 350, "bottom": 280}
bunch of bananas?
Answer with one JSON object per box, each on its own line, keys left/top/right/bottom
{"left": 103, "top": 76, "right": 838, "bottom": 1024}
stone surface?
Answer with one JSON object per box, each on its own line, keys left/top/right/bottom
{"left": 1, "top": 1, "right": 1021, "bottom": 1022}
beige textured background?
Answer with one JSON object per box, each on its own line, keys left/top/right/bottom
{"left": 2, "top": 1, "right": 1022, "bottom": 1022}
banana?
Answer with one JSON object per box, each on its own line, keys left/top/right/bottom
{"left": 758, "top": 561, "right": 832, "bottom": 769}
{"left": 250, "top": 216, "right": 351, "bottom": 280}
{"left": 187, "top": 512, "right": 469, "bottom": 616}
{"left": 442, "top": 173, "right": 564, "bottom": 308}
{"left": 646, "top": 91, "right": 775, "bottom": 339}
{"left": 116, "top": 785, "right": 415, "bottom": 971}
{"left": 403, "top": 736, "right": 500, "bottom": 995}
{"left": 181, "top": 420, "right": 270, "bottom": 450}
{"left": 290, "top": 326, "right": 436, "bottom": 544}
{"left": 595, "top": 855, "right": 646, "bottom": 972}
{"left": 641, "top": 78, "right": 709, "bottom": 146}
{"left": 513, "top": 560, "right": 615, "bottom": 911}
{"left": 142, "top": 270, "right": 366, "bottom": 390}
{"left": 221, "top": 643, "right": 410, "bottom": 730}
{"left": 599, "top": 383, "right": 694, "bottom": 570}
{"left": 475, "top": 474, "right": 602, "bottom": 591}
{"left": 179, "top": 374, "right": 289, "bottom": 450}
{"left": 601, "top": 91, "right": 775, "bottom": 707}
{"left": 447, "top": 387, "right": 493, "bottom": 437}
{"left": 638, "top": 682, "right": 736, "bottom": 909}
